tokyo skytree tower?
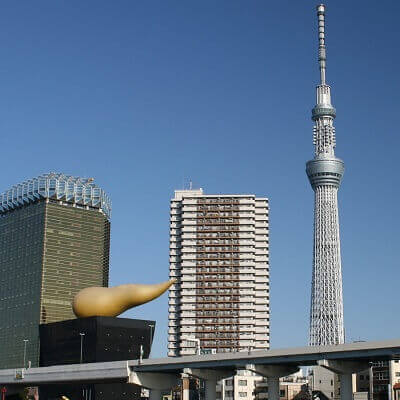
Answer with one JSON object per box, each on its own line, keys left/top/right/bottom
{"left": 307, "top": 4, "right": 345, "bottom": 346}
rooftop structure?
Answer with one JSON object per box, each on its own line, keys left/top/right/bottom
{"left": 0, "top": 173, "right": 111, "bottom": 220}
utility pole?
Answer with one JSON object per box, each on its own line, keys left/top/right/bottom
{"left": 79, "top": 333, "right": 85, "bottom": 363}
{"left": 148, "top": 324, "right": 155, "bottom": 357}
{"left": 22, "top": 339, "right": 29, "bottom": 369}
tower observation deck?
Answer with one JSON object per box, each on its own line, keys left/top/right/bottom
{"left": 307, "top": 4, "right": 345, "bottom": 346}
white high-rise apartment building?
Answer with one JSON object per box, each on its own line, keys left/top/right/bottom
{"left": 168, "top": 188, "right": 269, "bottom": 357}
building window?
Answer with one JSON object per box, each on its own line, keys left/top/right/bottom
{"left": 239, "top": 393, "right": 247, "bottom": 398}
{"left": 375, "top": 372, "right": 389, "bottom": 380}
{"left": 280, "top": 390, "right": 286, "bottom": 397}
{"left": 373, "top": 361, "right": 388, "bottom": 367}
{"left": 238, "top": 380, "right": 247, "bottom": 386}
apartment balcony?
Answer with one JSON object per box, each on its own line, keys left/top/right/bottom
{"left": 181, "top": 203, "right": 197, "bottom": 214}
{"left": 181, "top": 284, "right": 196, "bottom": 290}
{"left": 180, "top": 312, "right": 196, "bottom": 318}
{"left": 254, "top": 302, "right": 270, "bottom": 309}
{"left": 181, "top": 290, "right": 196, "bottom": 295}
{"left": 181, "top": 233, "right": 197, "bottom": 239}
{"left": 238, "top": 254, "right": 254, "bottom": 260}
{"left": 239, "top": 276, "right": 255, "bottom": 282}
{"left": 255, "top": 314, "right": 270, "bottom": 320}
{"left": 180, "top": 327, "right": 195, "bottom": 333}
{"left": 182, "top": 199, "right": 198, "bottom": 205}
{"left": 239, "top": 319, "right": 254, "bottom": 325}
{"left": 181, "top": 240, "right": 197, "bottom": 246}
{"left": 254, "top": 271, "right": 268, "bottom": 278}
{"left": 181, "top": 220, "right": 197, "bottom": 226}
{"left": 180, "top": 302, "right": 196, "bottom": 309}
{"left": 255, "top": 327, "right": 270, "bottom": 334}
{"left": 181, "top": 254, "right": 197, "bottom": 260}
{"left": 182, "top": 226, "right": 196, "bottom": 232}
{"left": 239, "top": 311, "right": 255, "bottom": 318}
{"left": 169, "top": 272, "right": 181, "bottom": 279}
{"left": 240, "top": 296, "right": 255, "bottom": 303}
{"left": 180, "top": 349, "right": 197, "bottom": 356}
{"left": 255, "top": 247, "right": 269, "bottom": 253}
{"left": 180, "top": 280, "right": 196, "bottom": 286}
{"left": 180, "top": 259, "right": 197, "bottom": 266}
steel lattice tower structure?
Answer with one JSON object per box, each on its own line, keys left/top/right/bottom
{"left": 307, "top": 4, "right": 345, "bottom": 346}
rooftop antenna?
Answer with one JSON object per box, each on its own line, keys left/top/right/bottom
{"left": 317, "top": 4, "right": 327, "bottom": 85}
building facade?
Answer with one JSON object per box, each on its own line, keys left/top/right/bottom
{"left": 168, "top": 188, "right": 269, "bottom": 356}
{"left": 0, "top": 173, "right": 111, "bottom": 369}
{"left": 356, "top": 360, "right": 400, "bottom": 400}
{"left": 216, "top": 370, "right": 309, "bottom": 400}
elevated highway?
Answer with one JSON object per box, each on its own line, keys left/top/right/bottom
{"left": 1, "top": 339, "right": 400, "bottom": 399}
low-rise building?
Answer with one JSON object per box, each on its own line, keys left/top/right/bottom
{"left": 216, "top": 370, "right": 309, "bottom": 400}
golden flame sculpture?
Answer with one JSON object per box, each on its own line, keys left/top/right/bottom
{"left": 72, "top": 279, "right": 176, "bottom": 318}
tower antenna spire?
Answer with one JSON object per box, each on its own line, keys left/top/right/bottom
{"left": 317, "top": 4, "right": 327, "bottom": 85}
{"left": 307, "top": 4, "right": 345, "bottom": 347}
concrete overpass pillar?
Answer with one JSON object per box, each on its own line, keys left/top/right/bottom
{"left": 268, "top": 376, "right": 280, "bottom": 400}
{"left": 183, "top": 368, "right": 234, "bottom": 400}
{"left": 246, "top": 364, "right": 299, "bottom": 400}
{"left": 204, "top": 377, "right": 217, "bottom": 399}
{"left": 149, "top": 389, "right": 162, "bottom": 400}
{"left": 181, "top": 373, "right": 190, "bottom": 400}
{"left": 340, "top": 373, "right": 353, "bottom": 400}
{"left": 318, "top": 359, "right": 370, "bottom": 400}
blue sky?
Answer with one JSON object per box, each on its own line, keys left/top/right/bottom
{"left": 1, "top": 0, "right": 399, "bottom": 358}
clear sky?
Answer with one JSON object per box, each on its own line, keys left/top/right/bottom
{"left": 1, "top": 0, "right": 399, "bottom": 358}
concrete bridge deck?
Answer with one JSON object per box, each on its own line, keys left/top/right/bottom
{"left": 1, "top": 339, "right": 400, "bottom": 400}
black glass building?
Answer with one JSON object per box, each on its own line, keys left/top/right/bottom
{"left": 0, "top": 173, "right": 111, "bottom": 369}
{"left": 38, "top": 316, "right": 155, "bottom": 400}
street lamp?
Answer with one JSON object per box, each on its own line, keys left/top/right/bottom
{"left": 369, "top": 362, "right": 374, "bottom": 400}
{"left": 148, "top": 324, "right": 155, "bottom": 358}
{"left": 79, "top": 333, "right": 85, "bottom": 363}
{"left": 22, "top": 339, "right": 29, "bottom": 369}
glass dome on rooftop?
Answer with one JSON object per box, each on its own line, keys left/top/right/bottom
{"left": 0, "top": 173, "right": 111, "bottom": 219}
